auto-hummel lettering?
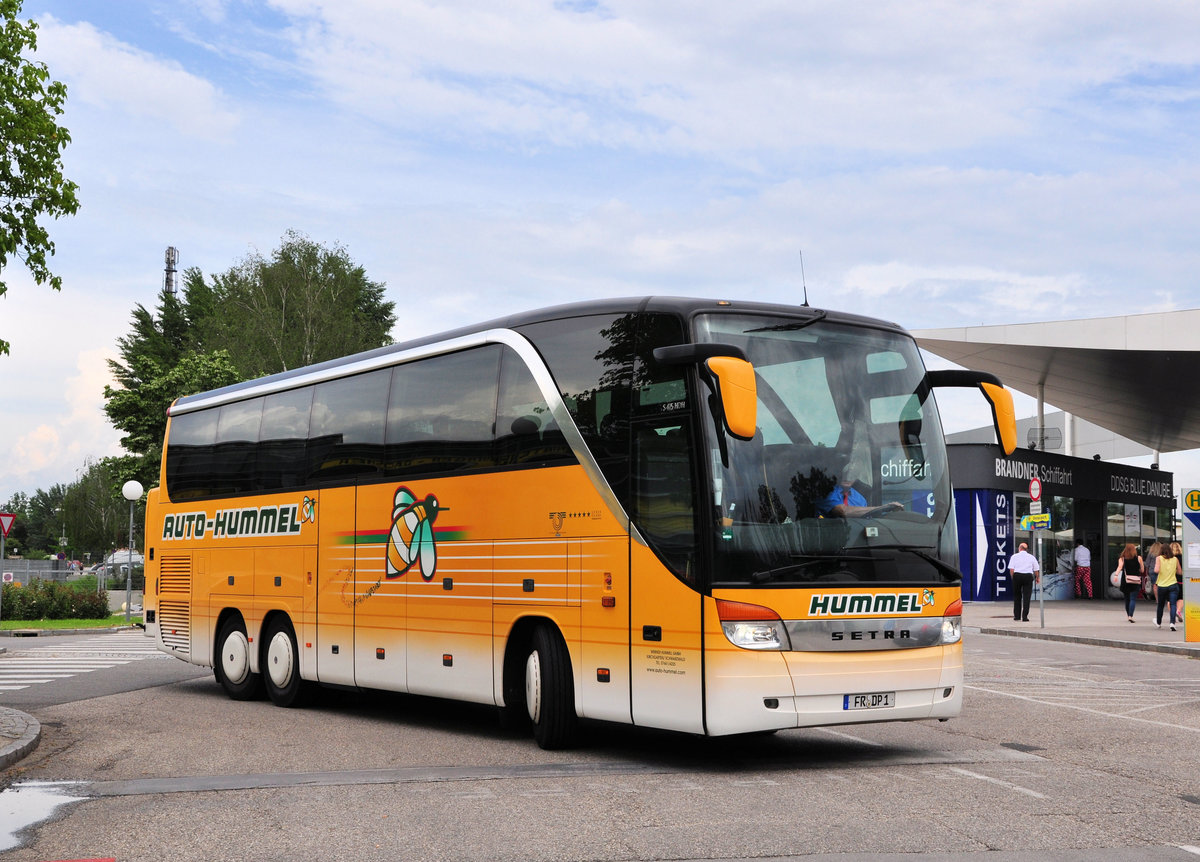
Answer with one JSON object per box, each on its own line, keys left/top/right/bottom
{"left": 161, "top": 503, "right": 304, "bottom": 540}
{"left": 808, "top": 591, "right": 932, "bottom": 616}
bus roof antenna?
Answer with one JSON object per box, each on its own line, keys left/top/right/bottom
{"left": 799, "top": 248, "right": 809, "bottom": 307}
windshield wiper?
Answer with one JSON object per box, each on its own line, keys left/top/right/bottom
{"left": 746, "top": 311, "right": 827, "bottom": 333}
{"left": 864, "top": 543, "right": 961, "bottom": 581}
{"left": 749, "top": 552, "right": 873, "bottom": 583}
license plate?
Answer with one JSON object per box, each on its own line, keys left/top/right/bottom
{"left": 843, "top": 691, "right": 895, "bottom": 710}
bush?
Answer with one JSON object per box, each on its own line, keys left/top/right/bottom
{"left": 1, "top": 580, "right": 111, "bottom": 620}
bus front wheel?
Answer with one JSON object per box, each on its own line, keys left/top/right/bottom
{"left": 263, "top": 616, "right": 308, "bottom": 708}
{"left": 524, "top": 625, "right": 578, "bottom": 750}
{"left": 214, "top": 616, "right": 263, "bottom": 701}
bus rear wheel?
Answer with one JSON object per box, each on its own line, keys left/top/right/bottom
{"left": 214, "top": 617, "right": 263, "bottom": 701}
{"left": 524, "top": 625, "right": 578, "bottom": 750}
{"left": 263, "top": 616, "right": 308, "bottom": 708}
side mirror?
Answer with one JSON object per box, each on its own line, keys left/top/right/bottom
{"left": 653, "top": 342, "right": 758, "bottom": 441}
{"left": 705, "top": 356, "right": 758, "bottom": 440}
{"left": 978, "top": 381, "right": 1017, "bottom": 456}
{"left": 927, "top": 370, "right": 1017, "bottom": 456}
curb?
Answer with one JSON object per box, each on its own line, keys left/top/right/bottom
{"left": 0, "top": 626, "right": 139, "bottom": 639}
{"left": 0, "top": 708, "right": 41, "bottom": 772}
{"left": 975, "top": 626, "right": 1200, "bottom": 659}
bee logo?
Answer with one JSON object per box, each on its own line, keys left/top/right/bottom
{"left": 300, "top": 496, "right": 317, "bottom": 524}
{"left": 386, "top": 486, "right": 447, "bottom": 581}
{"left": 921, "top": 589, "right": 935, "bottom": 608}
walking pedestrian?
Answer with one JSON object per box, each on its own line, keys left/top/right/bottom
{"left": 1073, "top": 539, "right": 1093, "bottom": 598}
{"left": 1008, "top": 542, "right": 1040, "bottom": 622}
{"left": 1144, "top": 541, "right": 1162, "bottom": 602}
{"left": 1115, "top": 543, "right": 1143, "bottom": 622}
{"left": 1154, "top": 542, "right": 1181, "bottom": 631}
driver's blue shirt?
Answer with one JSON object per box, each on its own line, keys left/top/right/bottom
{"left": 818, "top": 485, "right": 866, "bottom": 516}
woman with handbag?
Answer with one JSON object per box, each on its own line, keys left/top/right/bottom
{"left": 1116, "top": 543, "right": 1144, "bottom": 622}
{"left": 1155, "top": 543, "right": 1182, "bottom": 631}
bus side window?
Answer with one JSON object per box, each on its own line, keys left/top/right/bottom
{"left": 516, "top": 314, "right": 635, "bottom": 508}
{"left": 166, "top": 409, "right": 219, "bottom": 500}
{"left": 385, "top": 347, "right": 499, "bottom": 478}
{"left": 213, "top": 397, "right": 264, "bottom": 495}
{"left": 496, "top": 347, "right": 575, "bottom": 467}
{"left": 308, "top": 369, "right": 390, "bottom": 484}
{"left": 258, "top": 386, "right": 314, "bottom": 492}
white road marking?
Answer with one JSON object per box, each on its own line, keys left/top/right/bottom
{"left": 948, "top": 766, "right": 1046, "bottom": 799}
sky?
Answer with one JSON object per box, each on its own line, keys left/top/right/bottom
{"left": 3, "top": 0, "right": 1200, "bottom": 500}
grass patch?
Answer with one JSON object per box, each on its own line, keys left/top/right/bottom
{"left": 0, "top": 614, "right": 142, "bottom": 631}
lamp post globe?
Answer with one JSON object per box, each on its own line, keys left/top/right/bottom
{"left": 122, "top": 480, "right": 144, "bottom": 624}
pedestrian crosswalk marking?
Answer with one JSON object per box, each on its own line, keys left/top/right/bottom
{"left": 0, "top": 631, "right": 168, "bottom": 691}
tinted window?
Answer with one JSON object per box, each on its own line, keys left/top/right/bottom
{"left": 496, "top": 347, "right": 575, "bottom": 467}
{"left": 385, "top": 347, "right": 499, "bottom": 477}
{"left": 211, "top": 398, "right": 263, "bottom": 495}
{"left": 165, "top": 409, "right": 218, "bottom": 500}
{"left": 517, "top": 314, "right": 634, "bottom": 507}
{"left": 309, "top": 369, "right": 390, "bottom": 483}
{"left": 259, "top": 387, "right": 313, "bottom": 492}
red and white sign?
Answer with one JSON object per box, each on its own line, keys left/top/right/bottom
{"left": 1028, "top": 477, "right": 1042, "bottom": 502}
{"left": 0, "top": 512, "right": 14, "bottom": 538}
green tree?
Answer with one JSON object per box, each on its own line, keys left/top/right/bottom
{"left": 103, "top": 232, "right": 393, "bottom": 488}
{"left": 61, "top": 458, "right": 130, "bottom": 562}
{"left": 23, "top": 483, "right": 66, "bottom": 558}
{"left": 0, "top": 0, "right": 80, "bottom": 355}
{"left": 202, "top": 231, "right": 396, "bottom": 377}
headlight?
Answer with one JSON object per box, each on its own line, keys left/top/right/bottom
{"left": 716, "top": 599, "right": 792, "bottom": 650}
{"left": 941, "top": 615, "right": 962, "bottom": 644}
{"left": 722, "top": 620, "right": 791, "bottom": 650}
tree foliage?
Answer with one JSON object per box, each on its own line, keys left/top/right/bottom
{"left": 102, "top": 232, "right": 395, "bottom": 489}
{"left": 201, "top": 230, "right": 396, "bottom": 377}
{"left": 0, "top": 0, "right": 80, "bottom": 355}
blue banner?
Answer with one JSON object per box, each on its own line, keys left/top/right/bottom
{"left": 973, "top": 489, "right": 1014, "bottom": 601}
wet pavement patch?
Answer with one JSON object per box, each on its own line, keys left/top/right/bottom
{"left": 0, "top": 781, "right": 89, "bottom": 852}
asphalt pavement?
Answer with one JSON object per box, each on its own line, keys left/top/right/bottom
{"left": 1, "top": 600, "right": 1195, "bottom": 772}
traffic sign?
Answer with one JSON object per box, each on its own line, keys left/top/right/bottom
{"left": 1029, "top": 477, "right": 1042, "bottom": 502}
{"left": 0, "top": 513, "right": 13, "bottom": 537}
{"left": 2, "top": 572, "right": 11, "bottom": 583}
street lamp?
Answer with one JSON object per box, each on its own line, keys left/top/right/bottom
{"left": 122, "top": 480, "right": 144, "bottom": 624}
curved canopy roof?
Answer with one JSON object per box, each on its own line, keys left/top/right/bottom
{"left": 913, "top": 309, "right": 1200, "bottom": 454}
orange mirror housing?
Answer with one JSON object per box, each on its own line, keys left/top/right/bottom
{"left": 705, "top": 356, "right": 757, "bottom": 441}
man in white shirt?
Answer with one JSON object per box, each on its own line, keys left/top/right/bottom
{"left": 1007, "top": 542, "right": 1041, "bottom": 621}
{"left": 1073, "top": 539, "right": 1093, "bottom": 598}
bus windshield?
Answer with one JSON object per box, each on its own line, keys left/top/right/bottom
{"left": 695, "top": 313, "right": 958, "bottom": 588}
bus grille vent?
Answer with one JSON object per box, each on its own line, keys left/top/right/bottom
{"left": 158, "top": 600, "right": 190, "bottom": 655}
{"left": 159, "top": 556, "right": 191, "bottom": 594}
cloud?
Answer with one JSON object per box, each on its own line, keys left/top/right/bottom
{"left": 258, "top": 0, "right": 1200, "bottom": 158}
{"left": 33, "top": 15, "right": 239, "bottom": 140}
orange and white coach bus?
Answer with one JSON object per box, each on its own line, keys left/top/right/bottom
{"left": 142, "top": 297, "right": 1016, "bottom": 748}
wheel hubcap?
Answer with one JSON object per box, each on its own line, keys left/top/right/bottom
{"left": 267, "top": 630, "right": 294, "bottom": 689}
{"left": 222, "top": 630, "right": 250, "bottom": 685}
{"left": 524, "top": 650, "right": 542, "bottom": 724}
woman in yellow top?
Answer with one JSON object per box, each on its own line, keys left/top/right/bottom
{"left": 1154, "top": 543, "right": 1181, "bottom": 631}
